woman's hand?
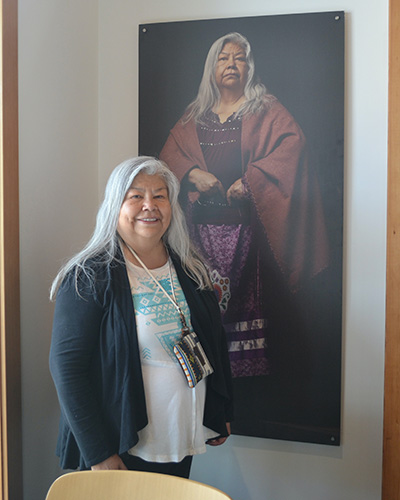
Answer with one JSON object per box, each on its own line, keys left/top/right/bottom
{"left": 188, "top": 168, "right": 225, "bottom": 199}
{"left": 227, "top": 179, "right": 247, "bottom": 205}
{"left": 207, "top": 423, "right": 231, "bottom": 447}
{"left": 91, "top": 454, "right": 128, "bottom": 470}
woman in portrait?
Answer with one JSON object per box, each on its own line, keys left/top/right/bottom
{"left": 160, "top": 32, "right": 329, "bottom": 382}
{"left": 49, "top": 157, "right": 233, "bottom": 476}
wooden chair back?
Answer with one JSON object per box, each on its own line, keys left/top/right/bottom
{"left": 45, "top": 470, "right": 233, "bottom": 500}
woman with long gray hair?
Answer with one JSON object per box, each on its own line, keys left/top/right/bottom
{"left": 160, "top": 32, "right": 329, "bottom": 383}
{"left": 49, "top": 156, "right": 233, "bottom": 477}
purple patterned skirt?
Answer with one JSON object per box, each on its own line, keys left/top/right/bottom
{"left": 189, "top": 200, "right": 270, "bottom": 378}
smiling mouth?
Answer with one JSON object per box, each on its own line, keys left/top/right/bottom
{"left": 137, "top": 217, "right": 159, "bottom": 222}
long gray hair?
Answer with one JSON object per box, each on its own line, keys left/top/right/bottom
{"left": 184, "top": 32, "right": 276, "bottom": 124}
{"left": 50, "top": 156, "right": 212, "bottom": 299}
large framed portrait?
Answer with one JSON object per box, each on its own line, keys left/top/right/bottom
{"left": 138, "top": 11, "right": 344, "bottom": 445}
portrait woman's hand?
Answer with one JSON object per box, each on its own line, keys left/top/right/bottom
{"left": 227, "top": 178, "right": 247, "bottom": 205}
{"left": 91, "top": 454, "right": 128, "bottom": 470}
{"left": 188, "top": 168, "right": 225, "bottom": 199}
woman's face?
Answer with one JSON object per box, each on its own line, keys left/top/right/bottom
{"left": 215, "top": 42, "right": 248, "bottom": 94}
{"left": 117, "top": 172, "right": 172, "bottom": 248}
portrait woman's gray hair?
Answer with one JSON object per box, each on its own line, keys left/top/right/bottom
{"left": 184, "top": 31, "right": 275, "bottom": 124}
{"left": 50, "top": 156, "right": 211, "bottom": 299}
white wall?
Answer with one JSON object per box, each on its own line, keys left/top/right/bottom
{"left": 97, "top": 1, "right": 388, "bottom": 498}
{"left": 18, "top": 0, "right": 388, "bottom": 499}
{"left": 18, "top": 1, "right": 99, "bottom": 498}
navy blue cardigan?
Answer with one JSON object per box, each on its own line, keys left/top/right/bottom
{"left": 49, "top": 251, "right": 233, "bottom": 470}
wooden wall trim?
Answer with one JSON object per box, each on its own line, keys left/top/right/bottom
{"left": 383, "top": 0, "right": 400, "bottom": 498}
{"left": 0, "top": 0, "right": 22, "bottom": 499}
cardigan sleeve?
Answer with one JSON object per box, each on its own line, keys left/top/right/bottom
{"left": 49, "top": 271, "right": 116, "bottom": 467}
{"left": 205, "top": 290, "right": 234, "bottom": 423}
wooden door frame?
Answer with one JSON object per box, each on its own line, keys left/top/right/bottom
{"left": 382, "top": 0, "right": 400, "bottom": 498}
{"left": 0, "top": 0, "right": 22, "bottom": 498}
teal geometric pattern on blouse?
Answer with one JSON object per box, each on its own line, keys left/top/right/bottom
{"left": 133, "top": 274, "right": 185, "bottom": 327}
{"left": 155, "top": 330, "right": 181, "bottom": 362}
{"left": 131, "top": 271, "right": 191, "bottom": 361}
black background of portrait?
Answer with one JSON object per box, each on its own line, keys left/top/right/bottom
{"left": 138, "top": 11, "right": 344, "bottom": 446}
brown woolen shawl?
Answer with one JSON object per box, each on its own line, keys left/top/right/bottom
{"left": 160, "top": 100, "right": 329, "bottom": 292}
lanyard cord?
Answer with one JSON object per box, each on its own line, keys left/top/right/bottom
{"left": 123, "top": 241, "right": 190, "bottom": 334}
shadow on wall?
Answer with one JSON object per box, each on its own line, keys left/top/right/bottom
{"left": 190, "top": 439, "right": 250, "bottom": 500}
{"left": 190, "top": 433, "right": 344, "bottom": 500}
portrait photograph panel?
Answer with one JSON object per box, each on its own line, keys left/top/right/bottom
{"left": 138, "top": 11, "right": 344, "bottom": 446}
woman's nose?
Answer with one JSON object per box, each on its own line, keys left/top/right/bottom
{"left": 142, "top": 196, "right": 156, "bottom": 211}
{"left": 227, "top": 56, "right": 237, "bottom": 67}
